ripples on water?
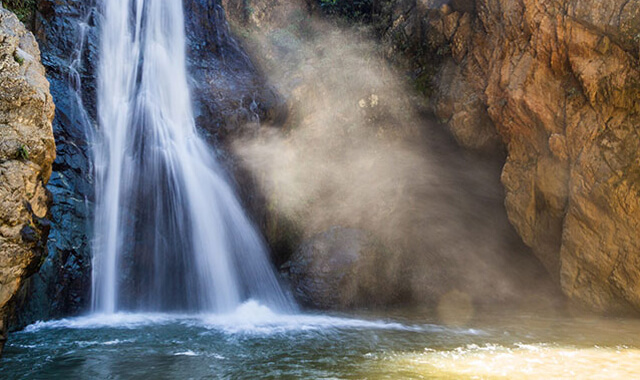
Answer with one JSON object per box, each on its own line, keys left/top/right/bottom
{"left": 4, "top": 301, "right": 640, "bottom": 379}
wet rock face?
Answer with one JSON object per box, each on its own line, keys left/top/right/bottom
{"left": 12, "top": 0, "right": 96, "bottom": 327}
{"left": 184, "top": 0, "right": 287, "bottom": 141}
{"left": 0, "top": 6, "right": 55, "bottom": 355}
{"left": 286, "top": 227, "right": 405, "bottom": 309}
{"left": 387, "top": 0, "right": 640, "bottom": 313}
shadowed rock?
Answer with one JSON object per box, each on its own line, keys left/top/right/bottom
{"left": 286, "top": 227, "right": 406, "bottom": 309}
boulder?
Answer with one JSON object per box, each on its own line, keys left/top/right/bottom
{"left": 286, "top": 227, "right": 403, "bottom": 309}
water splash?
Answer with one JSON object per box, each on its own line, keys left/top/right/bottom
{"left": 91, "top": 0, "right": 293, "bottom": 313}
{"left": 23, "top": 301, "right": 475, "bottom": 336}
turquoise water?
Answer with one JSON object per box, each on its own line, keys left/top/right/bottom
{"left": 4, "top": 301, "right": 640, "bottom": 379}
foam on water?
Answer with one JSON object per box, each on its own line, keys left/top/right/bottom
{"left": 194, "top": 300, "right": 466, "bottom": 335}
{"left": 21, "top": 300, "right": 479, "bottom": 336}
{"left": 23, "top": 313, "right": 183, "bottom": 332}
{"left": 9, "top": 308, "right": 640, "bottom": 379}
{"left": 174, "top": 350, "right": 198, "bottom": 356}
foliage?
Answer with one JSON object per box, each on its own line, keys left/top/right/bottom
{"left": 17, "top": 144, "right": 29, "bottom": 160}
{"left": 3, "top": 0, "right": 37, "bottom": 24}
{"left": 14, "top": 52, "right": 24, "bottom": 64}
{"left": 316, "top": 0, "right": 394, "bottom": 37}
{"left": 319, "top": 0, "right": 374, "bottom": 22}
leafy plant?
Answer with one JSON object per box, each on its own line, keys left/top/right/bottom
{"left": 3, "top": 0, "right": 37, "bottom": 25}
{"left": 17, "top": 144, "right": 29, "bottom": 160}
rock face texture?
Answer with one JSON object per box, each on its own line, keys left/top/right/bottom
{"left": 13, "top": 0, "right": 96, "bottom": 327}
{"left": 384, "top": 0, "right": 640, "bottom": 313}
{"left": 287, "top": 227, "right": 404, "bottom": 309}
{"left": 184, "top": 0, "right": 287, "bottom": 140}
{"left": 0, "top": 6, "right": 55, "bottom": 354}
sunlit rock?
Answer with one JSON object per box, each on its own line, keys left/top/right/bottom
{"left": 385, "top": 0, "right": 640, "bottom": 314}
{"left": 0, "top": 5, "right": 55, "bottom": 355}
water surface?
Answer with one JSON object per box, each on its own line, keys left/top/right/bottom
{"left": 4, "top": 301, "right": 640, "bottom": 379}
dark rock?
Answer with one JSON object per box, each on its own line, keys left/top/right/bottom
{"left": 184, "top": 0, "right": 288, "bottom": 141}
{"left": 286, "top": 227, "right": 406, "bottom": 309}
{"left": 20, "top": 225, "right": 38, "bottom": 243}
{"left": 12, "top": 0, "right": 96, "bottom": 327}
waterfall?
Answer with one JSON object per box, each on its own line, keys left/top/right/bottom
{"left": 91, "top": 0, "right": 294, "bottom": 314}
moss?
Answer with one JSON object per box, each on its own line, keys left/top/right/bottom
{"left": 3, "top": 0, "right": 37, "bottom": 25}
{"left": 407, "top": 39, "right": 452, "bottom": 99}
{"left": 567, "top": 87, "right": 578, "bottom": 98}
{"left": 436, "top": 44, "right": 451, "bottom": 57}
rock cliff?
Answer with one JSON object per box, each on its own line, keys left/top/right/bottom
{"left": 224, "top": 0, "right": 559, "bottom": 311}
{"left": 0, "top": 6, "right": 55, "bottom": 354}
{"left": 12, "top": 0, "right": 96, "bottom": 326}
{"left": 385, "top": 0, "right": 640, "bottom": 313}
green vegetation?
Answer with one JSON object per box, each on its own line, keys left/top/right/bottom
{"left": 14, "top": 52, "right": 24, "bottom": 64}
{"left": 3, "top": 0, "right": 37, "bottom": 25}
{"left": 316, "top": 0, "right": 395, "bottom": 41}
{"left": 567, "top": 86, "right": 580, "bottom": 99}
{"left": 414, "top": 70, "right": 436, "bottom": 97}
{"left": 319, "top": 0, "right": 376, "bottom": 23}
{"left": 17, "top": 144, "right": 29, "bottom": 160}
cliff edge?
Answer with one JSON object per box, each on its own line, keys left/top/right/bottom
{"left": 0, "top": 5, "right": 55, "bottom": 354}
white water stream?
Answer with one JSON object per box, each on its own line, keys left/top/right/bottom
{"left": 91, "top": 0, "right": 293, "bottom": 314}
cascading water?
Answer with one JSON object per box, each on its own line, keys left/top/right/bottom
{"left": 91, "top": 0, "right": 294, "bottom": 314}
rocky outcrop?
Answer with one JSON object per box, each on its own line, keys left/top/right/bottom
{"left": 0, "top": 6, "right": 55, "bottom": 354}
{"left": 384, "top": 0, "right": 640, "bottom": 313}
{"left": 12, "top": 0, "right": 96, "bottom": 327}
